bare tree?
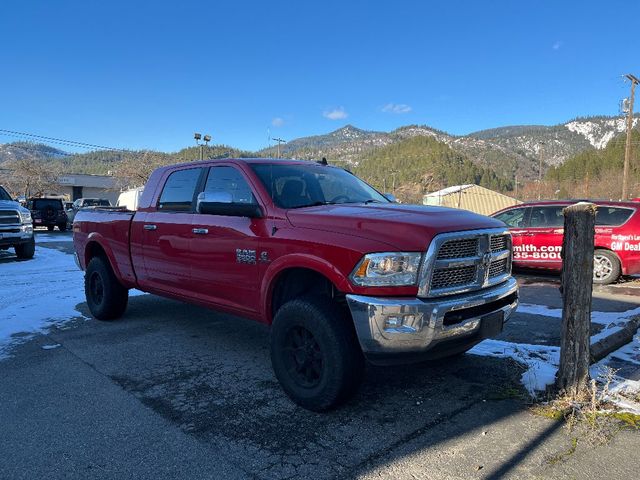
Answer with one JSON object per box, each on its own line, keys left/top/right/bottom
{"left": 111, "top": 151, "right": 176, "bottom": 189}
{"left": 2, "top": 158, "right": 62, "bottom": 198}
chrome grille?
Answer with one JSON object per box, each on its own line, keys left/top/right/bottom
{"left": 490, "top": 235, "right": 509, "bottom": 252}
{"left": 437, "top": 238, "right": 478, "bottom": 259}
{"left": 431, "top": 265, "right": 477, "bottom": 289}
{"left": 419, "top": 228, "right": 513, "bottom": 297}
{"left": 0, "top": 209, "right": 20, "bottom": 225}
{"left": 489, "top": 258, "right": 508, "bottom": 277}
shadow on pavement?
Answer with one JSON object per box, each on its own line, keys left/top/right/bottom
{"left": 61, "top": 294, "right": 577, "bottom": 479}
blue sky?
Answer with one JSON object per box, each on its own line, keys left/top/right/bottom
{"left": 1, "top": 0, "right": 639, "bottom": 153}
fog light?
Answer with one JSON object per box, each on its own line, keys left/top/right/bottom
{"left": 384, "top": 314, "right": 418, "bottom": 331}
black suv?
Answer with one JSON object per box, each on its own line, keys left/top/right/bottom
{"left": 27, "top": 198, "right": 69, "bottom": 231}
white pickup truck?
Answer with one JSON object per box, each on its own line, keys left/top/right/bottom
{"left": 0, "top": 185, "right": 35, "bottom": 259}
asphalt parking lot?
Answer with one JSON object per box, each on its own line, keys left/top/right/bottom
{"left": 1, "top": 231, "right": 639, "bottom": 480}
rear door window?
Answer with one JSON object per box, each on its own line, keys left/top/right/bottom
{"left": 529, "top": 206, "right": 564, "bottom": 228}
{"left": 158, "top": 168, "right": 203, "bottom": 212}
{"left": 596, "top": 207, "right": 634, "bottom": 226}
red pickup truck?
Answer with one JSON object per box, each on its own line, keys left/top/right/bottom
{"left": 492, "top": 200, "right": 640, "bottom": 284}
{"left": 73, "top": 159, "right": 518, "bottom": 410}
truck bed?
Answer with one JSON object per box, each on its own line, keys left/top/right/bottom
{"left": 73, "top": 209, "right": 138, "bottom": 288}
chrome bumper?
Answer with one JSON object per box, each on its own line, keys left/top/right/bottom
{"left": 346, "top": 277, "right": 518, "bottom": 364}
{"left": 0, "top": 225, "right": 34, "bottom": 242}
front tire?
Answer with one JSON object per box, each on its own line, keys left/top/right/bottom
{"left": 85, "top": 256, "right": 128, "bottom": 320}
{"left": 14, "top": 237, "right": 35, "bottom": 259}
{"left": 58, "top": 223, "right": 67, "bottom": 232}
{"left": 593, "top": 249, "right": 621, "bottom": 285}
{"left": 270, "top": 296, "right": 364, "bottom": 411}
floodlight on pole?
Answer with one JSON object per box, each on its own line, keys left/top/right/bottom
{"left": 193, "top": 132, "right": 212, "bottom": 161}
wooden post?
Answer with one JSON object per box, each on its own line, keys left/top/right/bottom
{"left": 556, "top": 202, "right": 597, "bottom": 397}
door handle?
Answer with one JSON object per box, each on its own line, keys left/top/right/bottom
{"left": 192, "top": 228, "right": 209, "bottom": 235}
{"left": 143, "top": 224, "right": 157, "bottom": 231}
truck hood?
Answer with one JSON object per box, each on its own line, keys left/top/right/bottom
{"left": 286, "top": 203, "right": 506, "bottom": 251}
{"left": 0, "top": 199, "right": 21, "bottom": 210}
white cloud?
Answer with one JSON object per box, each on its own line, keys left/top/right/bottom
{"left": 323, "top": 107, "right": 348, "bottom": 120}
{"left": 271, "top": 117, "right": 285, "bottom": 127}
{"left": 382, "top": 103, "right": 412, "bottom": 114}
{"left": 552, "top": 41, "right": 562, "bottom": 50}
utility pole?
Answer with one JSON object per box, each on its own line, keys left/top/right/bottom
{"left": 272, "top": 137, "right": 285, "bottom": 158}
{"left": 514, "top": 175, "right": 518, "bottom": 199}
{"left": 622, "top": 74, "right": 639, "bottom": 200}
{"left": 537, "top": 142, "right": 545, "bottom": 200}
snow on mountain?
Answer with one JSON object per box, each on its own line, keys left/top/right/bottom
{"left": 564, "top": 117, "right": 638, "bottom": 149}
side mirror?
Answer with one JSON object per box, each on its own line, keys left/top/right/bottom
{"left": 383, "top": 193, "right": 398, "bottom": 203}
{"left": 196, "top": 192, "right": 263, "bottom": 218}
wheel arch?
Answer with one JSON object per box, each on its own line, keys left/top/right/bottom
{"left": 83, "top": 235, "right": 126, "bottom": 284}
{"left": 264, "top": 260, "right": 350, "bottom": 324}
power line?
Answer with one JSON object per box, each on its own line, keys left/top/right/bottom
{"left": 0, "top": 128, "right": 128, "bottom": 152}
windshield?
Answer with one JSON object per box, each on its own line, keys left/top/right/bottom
{"left": 84, "top": 199, "right": 111, "bottom": 207}
{"left": 251, "top": 163, "right": 389, "bottom": 209}
{"left": 0, "top": 186, "right": 11, "bottom": 201}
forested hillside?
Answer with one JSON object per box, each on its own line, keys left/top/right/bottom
{"left": 354, "top": 136, "right": 513, "bottom": 203}
{"left": 541, "top": 130, "right": 640, "bottom": 199}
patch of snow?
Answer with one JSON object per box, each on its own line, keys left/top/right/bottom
{"left": 564, "top": 118, "right": 636, "bottom": 149}
{"left": 469, "top": 340, "right": 559, "bottom": 396}
{"left": 471, "top": 304, "right": 640, "bottom": 397}
{"left": 517, "top": 302, "right": 640, "bottom": 326}
{"left": 34, "top": 233, "right": 73, "bottom": 243}
{"left": 590, "top": 334, "right": 640, "bottom": 413}
{"left": 0, "top": 245, "right": 146, "bottom": 359}
{"left": 0, "top": 246, "right": 87, "bottom": 358}
{"left": 41, "top": 343, "right": 61, "bottom": 350}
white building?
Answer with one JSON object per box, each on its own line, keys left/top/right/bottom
{"left": 54, "top": 174, "right": 120, "bottom": 204}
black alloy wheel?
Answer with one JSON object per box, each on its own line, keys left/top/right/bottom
{"left": 283, "top": 326, "right": 324, "bottom": 388}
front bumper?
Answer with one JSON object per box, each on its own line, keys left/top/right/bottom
{"left": 0, "top": 225, "right": 34, "bottom": 247}
{"left": 346, "top": 277, "right": 518, "bottom": 365}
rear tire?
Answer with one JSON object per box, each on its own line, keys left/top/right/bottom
{"left": 593, "top": 249, "right": 621, "bottom": 285}
{"left": 85, "top": 256, "right": 128, "bottom": 320}
{"left": 14, "top": 237, "right": 35, "bottom": 260}
{"left": 270, "top": 295, "right": 365, "bottom": 411}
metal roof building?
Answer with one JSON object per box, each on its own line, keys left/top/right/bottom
{"left": 423, "top": 184, "right": 521, "bottom": 216}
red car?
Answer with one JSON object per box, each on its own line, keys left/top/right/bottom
{"left": 492, "top": 200, "right": 640, "bottom": 284}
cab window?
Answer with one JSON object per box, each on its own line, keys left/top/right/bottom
{"left": 529, "top": 206, "right": 564, "bottom": 228}
{"left": 158, "top": 168, "right": 203, "bottom": 212}
{"left": 494, "top": 207, "right": 527, "bottom": 228}
{"left": 203, "top": 166, "right": 256, "bottom": 204}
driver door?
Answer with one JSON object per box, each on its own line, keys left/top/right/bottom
{"left": 188, "top": 165, "right": 264, "bottom": 315}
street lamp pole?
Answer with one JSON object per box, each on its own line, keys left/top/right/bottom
{"left": 194, "top": 133, "right": 212, "bottom": 161}
{"left": 272, "top": 137, "right": 285, "bottom": 158}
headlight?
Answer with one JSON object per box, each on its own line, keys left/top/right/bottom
{"left": 19, "top": 209, "right": 32, "bottom": 223}
{"left": 350, "top": 252, "right": 422, "bottom": 286}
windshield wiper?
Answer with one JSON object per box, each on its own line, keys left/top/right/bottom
{"left": 363, "top": 199, "right": 384, "bottom": 204}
